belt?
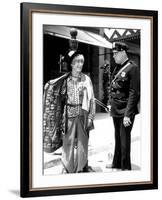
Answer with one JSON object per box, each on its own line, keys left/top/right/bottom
{"left": 67, "top": 103, "right": 82, "bottom": 107}
{"left": 111, "top": 92, "right": 126, "bottom": 99}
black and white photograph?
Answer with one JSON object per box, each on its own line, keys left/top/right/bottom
{"left": 43, "top": 25, "right": 141, "bottom": 175}
{"left": 20, "top": 3, "right": 158, "bottom": 197}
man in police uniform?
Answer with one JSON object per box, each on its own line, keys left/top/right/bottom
{"left": 108, "top": 41, "right": 140, "bottom": 170}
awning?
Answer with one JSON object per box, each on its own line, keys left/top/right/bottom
{"left": 104, "top": 28, "right": 140, "bottom": 55}
{"left": 44, "top": 26, "right": 112, "bottom": 49}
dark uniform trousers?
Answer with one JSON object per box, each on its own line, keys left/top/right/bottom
{"left": 110, "top": 60, "right": 140, "bottom": 170}
{"left": 112, "top": 115, "right": 135, "bottom": 170}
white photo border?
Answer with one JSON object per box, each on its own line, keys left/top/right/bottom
{"left": 30, "top": 11, "right": 152, "bottom": 189}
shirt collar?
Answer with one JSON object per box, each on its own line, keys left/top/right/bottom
{"left": 120, "top": 59, "right": 129, "bottom": 68}
{"left": 68, "top": 72, "right": 84, "bottom": 82}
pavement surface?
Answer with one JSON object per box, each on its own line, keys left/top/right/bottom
{"left": 43, "top": 113, "right": 141, "bottom": 175}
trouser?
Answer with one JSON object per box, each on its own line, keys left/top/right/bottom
{"left": 112, "top": 116, "right": 135, "bottom": 170}
{"left": 62, "top": 116, "right": 89, "bottom": 173}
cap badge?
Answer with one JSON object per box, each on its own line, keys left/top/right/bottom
{"left": 121, "top": 72, "right": 126, "bottom": 77}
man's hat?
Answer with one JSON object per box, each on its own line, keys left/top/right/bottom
{"left": 112, "top": 42, "right": 129, "bottom": 52}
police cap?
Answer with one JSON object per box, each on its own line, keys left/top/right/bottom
{"left": 112, "top": 42, "right": 129, "bottom": 52}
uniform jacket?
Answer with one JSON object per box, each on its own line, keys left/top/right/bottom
{"left": 110, "top": 60, "right": 140, "bottom": 118}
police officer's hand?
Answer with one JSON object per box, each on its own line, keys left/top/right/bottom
{"left": 123, "top": 116, "right": 131, "bottom": 127}
{"left": 105, "top": 105, "right": 111, "bottom": 112}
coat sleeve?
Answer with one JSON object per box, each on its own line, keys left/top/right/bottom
{"left": 124, "top": 65, "right": 140, "bottom": 117}
{"left": 87, "top": 77, "right": 96, "bottom": 120}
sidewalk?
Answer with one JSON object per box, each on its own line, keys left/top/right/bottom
{"left": 44, "top": 113, "right": 141, "bottom": 175}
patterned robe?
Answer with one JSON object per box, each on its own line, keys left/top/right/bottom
{"left": 43, "top": 73, "right": 95, "bottom": 156}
